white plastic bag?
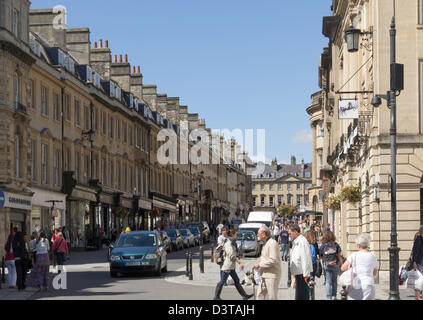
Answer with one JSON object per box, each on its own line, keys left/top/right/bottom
{"left": 254, "top": 269, "right": 261, "bottom": 285}
{"left": 415, "top": 271, "right": 423, "bottom": 291}
{"left": 405, "top": 270, "right": 419, "bottom": 289}
{"left": 226, "top": 275, "right": 235, "bottom": 286}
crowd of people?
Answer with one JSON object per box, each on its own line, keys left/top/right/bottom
{"left": 3, "top": 227, "right": 70, "bottom": 292}
{"left": 213, "top": 218, "right": 423, "bottom": 301}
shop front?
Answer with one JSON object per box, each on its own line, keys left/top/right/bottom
{"left": 151, "top": 193, "right": 177, "bottom": 230}
{"left": 0, "top": 188, "right": 33, "bottom": 255}
{"left": 30, "top": 187, "right": 66, "bottom": 234}
{"left": 66, "top": 184, "right": 97, "bottom": 249}
{"left": 135, "top": 197, "right": 152, "bottom": 231}
{"left": 99, "top": 192, "right": 114, "bottom": 240}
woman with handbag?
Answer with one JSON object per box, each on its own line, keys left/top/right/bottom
{"left": 340, "top": 233, "right": 378, "bottom": 300}
{"left": 411, "top": 226, "right": 423, "bottom": 300}
{"left": 26, "top": 232, "right": 50, "bottom": 292}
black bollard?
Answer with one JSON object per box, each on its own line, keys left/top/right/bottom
{"left": 186, "top": 252, "right": 189, "bottom": 277}
{"left": 199, "top": 246, "right": 204, "bottom": 273}
{"left": 1, "top": 256, "right": 5, "bottom": 284}
{"left": 189, "top": 252, "right": 193, "bottom": 281}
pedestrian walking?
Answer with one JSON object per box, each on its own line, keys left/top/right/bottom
{"left": 30, "top": 232, "right": 38, "bottom": 266}
{"left": 12, "top": 231, "right": 28, "bottom": 291}
{"left": 319, "top": 231, "right": 343, "bottom": 300}
{"left": 216, "top": 221, "right": 224, "bottom": 238}
{"left": 5, "top": 233, "right": 17, "bottom": 289}
{"left": 62, "top": 226, "right": 70, "bottom": 247}
{"left": 273, "top": 222, "right": 281, "bottom": 241}
{"left": 340, "top": 233, "right": 379, "bottom": 300}
{"left": 411, "top": 226, "right": 423, "bottom": 300}
{"left": 111, "top": 228, "right": 118, "bottom": 242}
{"left": 288, "top": 224, "right": 313, "bottom": 300}
{"left": 217, "top": 226, "right": 229, "bottom": 244}
{"left": 253, "top": 226, "right": 282, "bottom": 300}
{"left": 279, "top": 224, "right": 290, "bottom": 262}
{"left": 26, "top": 232, "right": 50, "bottom": 292}
{"left": 213, "top": 229, "right": 254, "bottom": 300}
{"left": 305, "top": 231, "right": 318, "bottom": 280}
{"left": 52, "top": 232, "right": 69, "bottom": 273}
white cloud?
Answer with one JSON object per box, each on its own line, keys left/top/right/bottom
{"left": 292, "top": 130, "right": 312, "bottom": 144}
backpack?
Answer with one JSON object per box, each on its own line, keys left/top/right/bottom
{"left": 323, "top": 242, "right": 338, "bottom": 267}
{"left": 214, "top": 242, "right": 226, "bottom": 265}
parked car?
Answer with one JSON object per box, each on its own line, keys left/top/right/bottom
{"left": 109, "top": 231, "right": 167, "bottom": 277}
{"left": 236, "top": 230, "right": 262, "bottom": 257}
{"left": 188, "top": 227, "right": 203, "bottom": 246}
{"left": 179, "top": 229, "right": 195, "bottom": 248}
{"left": 159, "top": 231, "right": 173, "bottom": 253}
{"left": 247, "top": 211, "right": 275, "bottom": 230}
{"left": 188, "top": 222, "right": 210, "bottom": 243}
{"left": 165, "top": 229, "right": 184, "bottom": 251}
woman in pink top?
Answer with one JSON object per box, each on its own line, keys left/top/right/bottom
{"left": 52, "top": 233, "right": 69, "bottom": 273}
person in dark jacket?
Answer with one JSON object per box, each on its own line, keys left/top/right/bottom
{"left": 411, "top": 226, "right": 423, "bottom": 300}
{"left": 12, "top": 231, "right": 28, "bottom": 291}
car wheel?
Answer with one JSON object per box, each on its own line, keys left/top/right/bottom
{"left": 110, "top": 271, "right": 118, "bottom": 278}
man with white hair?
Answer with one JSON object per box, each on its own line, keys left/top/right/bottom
{"left": 253, "top": 226, "right": 282, "bottom": 300}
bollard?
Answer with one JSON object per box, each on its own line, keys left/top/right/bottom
{"left": 287, "top": 255, "right": 292, "bottom": 288}
{"left": 199, "top": 246, "right": 204, "bottom": 273}
{"left": 340, "top": 285, "right": 348, "bottom": 300}
{"left": 189, "top": 253, "right": 193, "bottom": 281}
{"left": 186, "top": 252, "right": 189, "bottom": 277}
{"left": 1, "top": 256, "right": 5, "bottom": 284}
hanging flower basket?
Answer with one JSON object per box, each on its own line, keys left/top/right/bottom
{"left": 325, "top": 195, "right": 341, "bottom": 211}
{"left": 151, "top": 210, "right": 160, "bottom": 217}
{"left": 278, "top": 205, "right": 297, "bottom": 217}
{"left": 340, "top": 185, "right": 361, "bottom": 203}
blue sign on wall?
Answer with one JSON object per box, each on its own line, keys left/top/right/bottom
{"left": 0, "top": 190, "right": 5, "bottom": 209}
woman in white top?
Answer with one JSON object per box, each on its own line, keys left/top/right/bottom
{"left": 341, "top": 233, "right": 379, "bottom": 300}
{"left": 25, "top": 232, "right": 50, "bottom": 291}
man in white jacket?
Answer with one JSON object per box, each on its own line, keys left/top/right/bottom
{"left": 253, "top": 226, "right": 282, "bottom": 300}
{"left": 289, "top": 224, "right": 313, "bottom": 300}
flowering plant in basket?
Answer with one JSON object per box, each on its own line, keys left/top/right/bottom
{"left": 325, "top": 195, "right": 341, "bottom": 210}
{"left": 340, "top": 185, "right": 361, "bottom": 203}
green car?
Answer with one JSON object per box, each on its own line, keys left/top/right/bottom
{"left": 109, "top": 231, "right": 168, "bottom": 277}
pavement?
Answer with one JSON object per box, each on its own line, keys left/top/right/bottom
{"left": 0, "top": 245, "right": 418, "bottom": 300}
{"left": 164, "top": 246, "right": 418, "bottom": 300}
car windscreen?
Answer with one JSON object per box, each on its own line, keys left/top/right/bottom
{"left": 189, "top": 228, "right": 199, "bottom": 234}
{"left": 166, "top": 230, "right": 177, "bottom": 237}
{"left": 179, "top": 230, "right": 189, "bottom": 236}
{"left": 232, "top": 220, "right": 242, "bottom": 224}
{"left": 116, "top": 234, "right": 156, "bottom": 247}
{"left": 237, "top": 232, "right": 255, "bottom": 241}
{"left": 239, "top": 228, "right": 260, "bottom": 235}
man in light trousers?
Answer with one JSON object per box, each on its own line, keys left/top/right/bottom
{"left": 253, "top": 226, "right": 282, "bottom": 300}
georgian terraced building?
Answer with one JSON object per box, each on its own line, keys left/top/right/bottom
{"left": 307, "top": 0, "right": 423, "bottom": 282}
{"left": 0, "top": 0, "right": 253, "bottom": 255}
{"left": 252, "top": 156, "right": 312, "bottom": 212}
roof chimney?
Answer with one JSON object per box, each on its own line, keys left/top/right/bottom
{"left": 124, "top": 54, "right": 128, "bottom": 63}
{"left": 99, "top": 39, "right": 103, "bottom": 48}
{"left": 93, "top": 42, "right": 98, "bottom": 48}
{"left": 132, "top": 66, "right": 136, "bottom": 73}
{"left": 105, "top": 40, "right": 109, "bottom": 48}
{"left": 291, "top": 156, "right": 297, "bottom": 166}
{"left": 137, "top": 66, "right": 141, "bottom": 74}
{"left": 113, "top": 55, "right": 117, "bottom": 63}
{"left": 119, "top": 55, "right": 122, "bottom": 63}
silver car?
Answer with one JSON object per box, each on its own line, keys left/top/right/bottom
{"left": 236, "top": 230, "right": 262, "bottom": 258}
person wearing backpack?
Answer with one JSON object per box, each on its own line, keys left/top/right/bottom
{"left": 213, "top": 230, "right": 254, "bottom": 300}
{"left": 319, "top": 231, "right": 343, "bottom": 300}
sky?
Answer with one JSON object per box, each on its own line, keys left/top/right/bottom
{"left": 30, "top": 0, "right": 332, "bottom": 165}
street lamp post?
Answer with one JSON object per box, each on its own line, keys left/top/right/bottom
{"left": 369, "top": 3, "right": 403, "bottom": 300}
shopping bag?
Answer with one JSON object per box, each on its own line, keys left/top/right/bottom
{"left": 415, "top": 271, "right": 423, "bottom": 291}
{"left": 315, "top": 260, "right": 323, "bottom": 278}
{"left": 405, "top": 270, "right": 419, "bottom": 289}
{"left": 226, "top": 275, "right": 235, "bottom": 286}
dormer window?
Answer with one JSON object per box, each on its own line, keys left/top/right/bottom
{"left": 110, "top": 82, "right": 115, "bottom": 98}
{"left": 58, "top": 51, "right": 64, "bottom": 66}
{"left": 86, "top": 67, "right": 93, "bottom": 83}
{"left": 116, "top": 87, "right": 121, "bottom": 100}
{"left": 94, "top": 73, "right": 101, "bottom": 88}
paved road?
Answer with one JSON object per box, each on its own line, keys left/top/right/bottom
{"left": 26, "top": 242, "right": 248, "bottom": 300}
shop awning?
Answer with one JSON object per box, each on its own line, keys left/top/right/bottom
{"left": 30, "top": 187, "right": 66, "bottom": 210}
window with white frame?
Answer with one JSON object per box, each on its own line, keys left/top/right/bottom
{"left": 15, "top": 136, "right": 20, "bottom": 178}
{"left": 12, "top": 9, "right": 19, "bottom": 39}
{"left": 261, "top": 196, "right": 265, "bottom": 206}
{"left": 53, "top": 93, "right": 59, "bottom": 121}
{"left": 278, "top": 195, "right": 283, "bottom": 205}
{"left": 269, "top": 196, "right": 274, "bottom": 207}
{"left": 41, "top": 86, "right": 48, "bottom": 115}
{"left": 53, "top": 148, "right": 59, "bottom": 186}
{"left": 297, "top": 195, "right": 301, "bottom": 205}
{"left": 41, "top": 144, "right": 48, "bottom": 184}
{"left": 278, "top": 183, "right": 282, "bottom": 191}
{"left": 13, "top": 73, "right": 19, "bottom": 109}
{"left": 287, "top": 195, "right": 292, "bottom": 205}
{"left": 317, "top": 121, "right": 324, "bottom": 137}
{"left": 269, "top": 184, "right": 274, "bottom": 191}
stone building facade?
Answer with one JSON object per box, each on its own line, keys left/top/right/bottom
{"left": 0, "top": 1, "right": 253, "bottom": 254}
{"left": 307, "top": 0, "right": 423, "bottom": 282}
{"left": 252, "top": 156, "right": 312, "bottom": 213}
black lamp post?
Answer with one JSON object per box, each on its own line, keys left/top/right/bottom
{"left": 347, "top": 1, "right": 403, "bottom": 300}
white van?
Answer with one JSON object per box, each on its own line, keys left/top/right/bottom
{"left": 247, "top": 211, "right": 275, "bottom": 229}
{"left": 238, "top": 223, "right": 266, "bottom": 236}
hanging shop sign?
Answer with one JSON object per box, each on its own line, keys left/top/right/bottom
{"left": 338, "top": 99, "right": 359, "bottom": 119}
